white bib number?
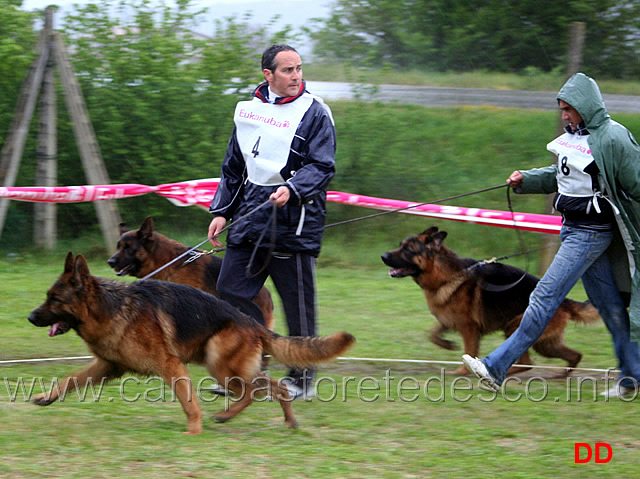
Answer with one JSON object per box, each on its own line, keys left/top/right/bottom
{"left": 234, "top": 95, "right": 313, "bottom": 186}
{"left": 547, "top": 133, "right": 595, "bottom": 196}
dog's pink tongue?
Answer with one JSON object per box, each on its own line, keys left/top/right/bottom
{"left": 48, "top": 323, "right": 60, "bottom": 337}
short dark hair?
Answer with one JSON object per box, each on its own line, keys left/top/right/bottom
{"left": 262, "top": 44, "right": 298, "bottom": 71}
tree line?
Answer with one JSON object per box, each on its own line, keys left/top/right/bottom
{"left": 307, "top": 0, "right": 640, "bottom": 77}
{"left": 1, "top": 0, "right": 296, "bottom": 243}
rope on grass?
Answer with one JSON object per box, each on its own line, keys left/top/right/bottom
{"left": 0, "top": 355, "right": 93, "bottom": 364}
{"left": 0, "top": 354, "right": 621, "bottom": 374}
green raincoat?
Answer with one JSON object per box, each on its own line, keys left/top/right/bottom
{"left": 515, "top": 73, "right": 640, "bottom": 341}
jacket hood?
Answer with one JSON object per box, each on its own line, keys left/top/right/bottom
{"left": 557, "top": 73, "right": 610, "bottom": 130}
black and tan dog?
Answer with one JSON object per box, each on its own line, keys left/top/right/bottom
{"left": 107, "top": 217, "right": 275, "bottom": 331}
{"left": 28, "top": 253, "right": 355, "bottom": 434}
{"left": 381, "top": 226, "right": 599, "bottom": 376}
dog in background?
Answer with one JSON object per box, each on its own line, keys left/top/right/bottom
{"left": 381, "top": 226, "right": 600, "bottom": 376}
{"left": 28, "top": 253, "right": 355, "bottom": 434}
{"left": 107, "top": 217, "right": 275, "bottom": 332}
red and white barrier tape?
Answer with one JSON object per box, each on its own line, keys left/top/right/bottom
{"left": 0, "top": 179, "right": 562, "bottom": 234}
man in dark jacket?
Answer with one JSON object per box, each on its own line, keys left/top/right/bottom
{"left": 207, "top": 44, "right": 336, "bottom": 400}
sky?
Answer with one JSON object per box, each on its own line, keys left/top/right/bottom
{"left": 19, "top": 1, "right": 332, "bottom": 58}
{"left": 19, "top": 0, "right": 332, "bottom": 34}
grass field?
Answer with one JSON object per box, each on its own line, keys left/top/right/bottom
{"left": 3, "top": 79, "right": 640, "bottom": 477}
{"left": 0, "top": 244, "right": 636, "bottom": 478}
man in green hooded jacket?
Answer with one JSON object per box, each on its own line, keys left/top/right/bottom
{"left": 463, "top": 73, "right": 640, "bottom": 399}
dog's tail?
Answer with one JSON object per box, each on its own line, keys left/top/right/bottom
{"left": 262, "top": 330, "right": 356, "bottom": 368}
{"left": 564, "top": 299, "right": 601, "bottom": 324}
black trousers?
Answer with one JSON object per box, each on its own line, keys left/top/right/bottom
{"left": 216, "top": 245, "right": 317, "bottom": 379}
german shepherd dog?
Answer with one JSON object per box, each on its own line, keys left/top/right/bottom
{"left": 28, "top": 253, "right": 355, "bottom": 434}
{"left": 107, "top": 217, "right": 274, "bottom": 331}
{"left": 381, "top": 226, "right": 599, "bottom": 376}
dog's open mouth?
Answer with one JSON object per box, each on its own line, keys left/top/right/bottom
{"left": 113, "top": 264, "right": 135, "bottom": 277}
{"left": 388, "top": 267, "right": 416, "bottom": 278}
{"left": 49, "top": 322, "right": 71, "bottom": 337}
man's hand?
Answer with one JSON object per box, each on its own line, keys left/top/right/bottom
{"left": 507, "top": 171, "right": 523, "bottom": 189}
{"left": 208, "top": 216, "right": 227, "bottom": 248}
{"left": 270, "top": 185, "right": 290, "bottom": 207}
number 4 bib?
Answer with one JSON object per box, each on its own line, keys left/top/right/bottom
{"left": 234, "top": 95, "right": 313, "bottom": 186}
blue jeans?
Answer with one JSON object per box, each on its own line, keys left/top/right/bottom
{"left": 483, "top": 226, "right": 640, "bottom": 387}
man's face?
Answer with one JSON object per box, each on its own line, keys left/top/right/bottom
{"left": 264, "top": 50, "right": 302, "bottom": 98}
{"left": 559, "top": 100, "right": 583, "bottom": 131}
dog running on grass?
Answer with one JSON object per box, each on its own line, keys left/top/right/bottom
{"left": 107, "top": 216, "right": 275, "bottom": 331}
{"left": 28, "top": 253, "right": 355, "bottom": 434}
{"left": 381, "top": 226, "right": 600, "bottom": 376}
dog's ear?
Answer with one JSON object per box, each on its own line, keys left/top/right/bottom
{"left": 118, "top": 222, "right": 128, "bottom": 236}
{"left": 138, "top": 217, "right": 155, "bottom": 241}
{"left": 421, "top": 226, "right": 439, "bottom": 236}
{"left": 72, "top": 254, "right": 91, "bottom": 283}
{"left": 432, "top": 231, "right": 448, "bottom": 246}
{"left": 64, "top": 252, "right": 75, "bottom": 273}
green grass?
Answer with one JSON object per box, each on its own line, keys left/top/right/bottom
{"left": 0, "top": 253, "right": 635, "bottom": 478}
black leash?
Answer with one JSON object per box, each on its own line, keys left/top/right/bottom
{"left": 472, "top": 183, "right": 540, "bottom": 291}
{"left": 325, "top": 183, "right": 509, "bottom": 228}
{"left": 140, "top": 198, "right": 274, "bottom": 281}
{"left": 141, "top": 182, "right": 538, "bottom": 285}
{"left": 505, "top": 184, "right": 530, "bottom": 271}
{"left": 245, "top": 200, "right": 278, "bottom": 279}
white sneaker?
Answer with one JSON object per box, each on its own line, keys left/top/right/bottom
{"left": 283, "top": 379, "right": 316, "bottom": 401}
{"left": 600, "top": 384, "right": 636, "bottom": 399}
{"left": 462, "top": 354, "right": 500, "bottom": 392}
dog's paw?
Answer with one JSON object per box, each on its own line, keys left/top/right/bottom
{"left": 184, "top": 425, "right": 202, "bottom": 435}
{"left": 441, "top": 339, "right": 458, "bottom": 350}
{"left": 32, "top": 393, "right": 55, "bottom": 406}
{"left": 285, "top": 418, "right": 298, "bottom": 429}
{"left": 430, "top": 337, "right": 458, "bottom": 351}
{"left": 213, "top": 412, "right": 231, "bottom": 423}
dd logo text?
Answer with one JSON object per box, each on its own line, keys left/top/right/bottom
{"left": 574, "top": 443, "right": 612, "bottom": 463}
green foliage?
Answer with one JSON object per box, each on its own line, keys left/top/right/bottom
{"left": 0, "top": 1, "right": 37, "bottom": 130}
{"left": 60, "top": 0, "right": 247, "bottom": 184}
{"left": 310, "top": 0, "right": 640, "bottom": 78}
{"left": 1, "top": 1, "right": 304, "bottom": 247}
{"left": 51, "top": 0, "right": 296, "bottom": 223}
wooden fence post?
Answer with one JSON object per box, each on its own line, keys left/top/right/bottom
{"left": 34, "top": 6, "right": 57, "bottom": 249}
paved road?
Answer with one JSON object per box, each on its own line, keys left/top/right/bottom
{"left": 306, "top": 81, "right": 640, "bottom": 113}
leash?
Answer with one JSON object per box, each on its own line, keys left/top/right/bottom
{"left": 325, "top": 183, "right": 509, "bottom": 228}
{"left": 471, "top": 183, "right": 544, "bottom": 291}
{"left": 468, "top": 245, "right": 555, "bottom": 292}
{"left": 139, "top": 198, "right": 274, "bottom": 281}
{"left": 141, "top": 182, "right": 536, "bottom": 284}
{"left": 477, "top": 244, "right": 556, "bottom": 265}
{"left": 505, "top": 184, "right": 530, "bottom": 270}
{"left": 324, "top": 181, "right": 540, "bottom": 291}
{"left": 245, "top": 200, "right": 278, "bottom": 279}
{"left": 142, "top": 183, "right": 510, "bottom": 281}
{"left": 181, "top": 247, "right": 226, "bottom": 265}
